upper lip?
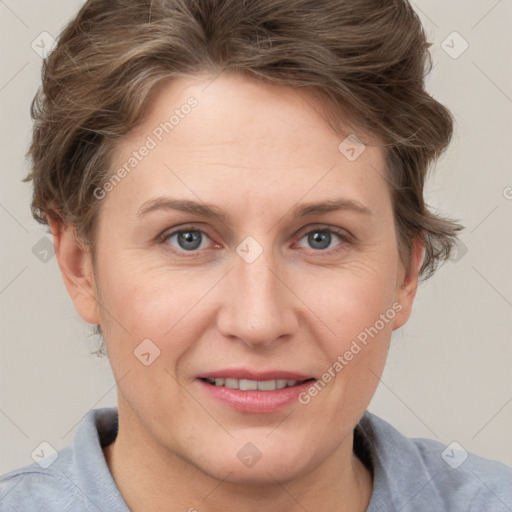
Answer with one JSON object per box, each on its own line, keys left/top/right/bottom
{"left": 197, "top": 369, "right": 315, "bottom": 381}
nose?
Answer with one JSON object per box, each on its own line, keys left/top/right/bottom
{"left": 216, "top": 244, "right": 299, "bottom": 349}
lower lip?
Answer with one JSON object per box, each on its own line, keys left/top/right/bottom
{"left": 197, "top": 379, "right": 316, "bottom": 413}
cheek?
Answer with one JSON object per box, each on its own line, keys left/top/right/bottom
{"left": 320, "top": 258, "right": 398, "bottom": 328}
{"left": 322, "top": 290, "right": 395, "bottom": 374}
{"left": 306, "top": 276, "right": 396, "bottom": 417}
{"left": 96, "top": 258, "right": 220, "bottom": 360}
{"left": 305, "top": 254, "right": 398, "bottom": 380}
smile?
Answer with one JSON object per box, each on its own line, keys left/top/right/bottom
{"left": 197, "top": 376, "right": 318, "bottom": 413}
{"left": 201, "top": 377, "right": 312, "bottom": 391}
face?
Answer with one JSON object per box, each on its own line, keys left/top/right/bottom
{"left": 60, "top": 71, "right": 421, "bottom": 485}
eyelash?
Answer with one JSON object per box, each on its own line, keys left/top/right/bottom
{"left": 157, "top": 224, "right": 353, "bottom": 258}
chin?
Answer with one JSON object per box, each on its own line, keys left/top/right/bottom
{"left": 208, "top": 461, "right": 304, "bottom": 486}
{"left": 185, "top": 441, "right": 315, "bottom": 486}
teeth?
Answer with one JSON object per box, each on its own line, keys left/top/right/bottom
{"left": 276, "top": 379, "right": 287, "bottom": 389}
{"left": 205, "top": 378, "right": 301, "bottom": 390}
{"left": 224, "top": 378, "right": 238, "bottom": 389}
{"left": 239, "top": 379, "right": 258, "bottom": 391}
{"left": 258, "top": 380, "right": 277, "bottom": 391}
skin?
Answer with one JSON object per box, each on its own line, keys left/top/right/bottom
{"left": 48, "top": 71, "right": 423, "bottom": 512}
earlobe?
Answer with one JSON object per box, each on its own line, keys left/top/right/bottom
{"left": 47, "top": 216, "right": 101, "bottom": 325}
{"left": 392, "top": 238, "right": 424, "bottom": 331}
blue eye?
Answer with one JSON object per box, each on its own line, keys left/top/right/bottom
{"left": 164, "top": 228, "right": 212, "bottom": 252}
{"left": 294, "top": 227, "right": 351, "bottom": 257}
{"left": 159, "top": 225, "right": 351, "bottom": 257}
{"left": 297, "top": 228, "right": 345, "bottom": 252}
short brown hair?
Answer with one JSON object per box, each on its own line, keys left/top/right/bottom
{"left": 25, "top": 0, "right": 463, "bottom": 349}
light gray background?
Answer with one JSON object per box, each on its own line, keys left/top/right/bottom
{"left": 1, "top": 0, "right": 511, "bottom": 475}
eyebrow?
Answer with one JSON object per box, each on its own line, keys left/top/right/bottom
{"left": 136, "top": 196, "right": 372, "bottom": 221}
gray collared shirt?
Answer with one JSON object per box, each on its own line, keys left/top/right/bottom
{"left": 1, "top": 407, "right": 511, "bottom": 511}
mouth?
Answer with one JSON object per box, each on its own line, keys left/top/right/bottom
{"left": 199, "top": 377, "right": 315, "bottom": 391}
{"left": 196, "top": 371, "right": 318, "bottom": 413}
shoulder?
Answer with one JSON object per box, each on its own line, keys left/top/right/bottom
{"left": 1, "top": 407, "right": 123, "bottom": 512}
{"left": 0, "top": 447, "right": 86, "bottom": 511}
{"left": 411, "top": 435, "right": 512, "bottom": 509}
{"left": 358, "top": 411, "right": 512, "bottom": 512}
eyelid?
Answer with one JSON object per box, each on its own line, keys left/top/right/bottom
{"left": 292, "top": 224, "right": 354, "bottom": 257}
{"left": 157, "top": 223, "right": 216, "bottom": 250}
{"left": 295, "top": 223, "right": 353, "bottom": 241}
{"left": 158, "top": 223, "right": 354, "bottom": 256}
{"left": 157, "top": 222, "right": 213, "bottom": 241}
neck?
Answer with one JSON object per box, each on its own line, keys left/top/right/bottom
{"left": 103, "top": 404, "right": 373, "bottom": 512}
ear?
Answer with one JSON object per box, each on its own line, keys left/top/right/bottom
{"left": 392, "top": 237, "right": 424, "bottom": 331}
{"left": 47, "top": 216, "right": 101, "bottom": 325}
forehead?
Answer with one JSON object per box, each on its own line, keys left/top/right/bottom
{"left": 127, "top": 71, "right": 375, "bottom": 154}
{"left": 105, "top": 71, "right": 389, "bottom": 217}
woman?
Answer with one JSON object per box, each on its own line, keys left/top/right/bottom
{"left": 1, "top": 0, "right": 511, "bottom": 510}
